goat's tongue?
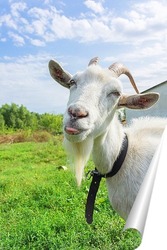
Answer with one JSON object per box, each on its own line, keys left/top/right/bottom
{"left": 65, "top": 127, "right": 80, "bottom": 135}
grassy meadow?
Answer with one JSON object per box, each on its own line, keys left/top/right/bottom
{"left": 0, "top": 134, "right": 141, "bottom": 249}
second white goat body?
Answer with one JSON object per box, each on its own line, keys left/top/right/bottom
{"left": 48, "top": 57, "right": 167, "bottom": 219}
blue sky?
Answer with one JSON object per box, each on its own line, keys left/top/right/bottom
{"left": 0, "top": 0, "right": 167, "bottom": 114}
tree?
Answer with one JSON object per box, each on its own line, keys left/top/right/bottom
{"left": 0, "top": 104, "right": 11, "bottom": 127}
{"left": 0, "top": 103, "right": 63, "bottom": 134}
{"left": 39, "top": 113, "right": 63, "bottom": 134}
{"left": 0, "top": 114, "right": 5, "bottom": 132}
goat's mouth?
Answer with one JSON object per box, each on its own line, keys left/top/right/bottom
{"left": 65, "top": 126, "right": 82, "bottom": 135}
{"left": 64, "top": 126, "right": 90, "bottom": 142}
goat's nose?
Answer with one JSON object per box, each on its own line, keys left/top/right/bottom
{"left": 68, "top": 105, "right": 88, "bottom": 119}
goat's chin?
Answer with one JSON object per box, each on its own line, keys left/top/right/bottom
{"left": 63, "top": 136, "right": 93, "bottom": 186}
{"left": 64, "top": 129, "right": 91, "bottom": 143}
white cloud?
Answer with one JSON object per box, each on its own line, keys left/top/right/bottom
{"left": 31, "top": 20, "right": 46, "bottom": 36}
{"left": 84, "top": 0, "right": 105, "bottom": 14}
{"left": 11, "top": 2, "right": 27, "bottom": 17}
{"left": 0, "top": 14, "right": 17, "bottom": 29}
{"left": 50, "top": 14, "right": 73, "bottom": 39}
{"left": 0, "top": 53, "right": 69, "bottom": 113}
{"left": 30, "top": 38, "right": 45, "bottom": 47}
{"left": 1, "top": 0, "right": 167, "bottom": 45}
{"left": 1, "top": 0, "right": 167, "bottom": 112}
{"left": 104, "top": 43, "right": 166, "bottom": 63}
{"left": 8, "top": 31, "right": 25, "bottom": 46}
{"left": 0, "top": 37, "right": 6, "bottom": 42}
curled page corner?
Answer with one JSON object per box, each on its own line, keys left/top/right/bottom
{"left": 124, "top": 125, "right": 167, "bottom": 248}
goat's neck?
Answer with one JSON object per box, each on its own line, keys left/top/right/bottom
{"left": 92, "top": 116, "right": 124, "bottom": 175}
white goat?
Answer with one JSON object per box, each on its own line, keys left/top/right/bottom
{"left": 48, "top": 57, "right": 167, "bottom": 220}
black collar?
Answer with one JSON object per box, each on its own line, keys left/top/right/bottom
{"left": 85, "top": 134, "right": 128, "bottom": 224}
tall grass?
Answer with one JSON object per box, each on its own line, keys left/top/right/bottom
{"left": 0, "top": 130, "right": 53, "bottom": 144}
{"left": 0, "top": 137, "right": 141, "bottom": 249}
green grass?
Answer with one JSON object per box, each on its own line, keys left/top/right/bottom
{"left": 0, "top": 137, "right": 141, "bottom": 249}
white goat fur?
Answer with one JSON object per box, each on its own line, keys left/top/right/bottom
{"left": 49, "top": 60, "right": 167, "bottom": 219}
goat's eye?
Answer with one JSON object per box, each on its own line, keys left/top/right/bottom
{"left": 107, "top": 91, "right": 120, "bottom": 97}
{"left": 112, "top": 91, "right": 120, "bottom": 97}
{"left": 69, "top": 79, "right": 76, "bottom": 88}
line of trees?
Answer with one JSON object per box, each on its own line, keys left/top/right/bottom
{"left": 0, "top": 103, "right": 63, "bottom": 134}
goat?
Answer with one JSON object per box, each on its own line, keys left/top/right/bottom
{"left": 48, "top": 57, "right": 167, "bottom": 220}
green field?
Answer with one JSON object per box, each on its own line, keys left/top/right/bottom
{"left": 0, "top": 136, "right": 141, "bottom": 249}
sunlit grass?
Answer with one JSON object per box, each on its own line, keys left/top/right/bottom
{"left": 0, "top": 137, "right": 141, "bottom": 249}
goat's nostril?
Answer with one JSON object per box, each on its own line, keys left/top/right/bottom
{"left": 77, "top": 110, "right": 88, "bottom": 118}
{"left": 68, "top": 107, "right": 76, "bottom": 117}
{"left": 68, "top": 107, "right": 88, "bottom": 119}
{"left": 68, "top": 107, "right": 73, "bottom": 115}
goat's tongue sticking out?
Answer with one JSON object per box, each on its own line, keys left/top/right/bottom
{"left": 65, "top": 127, "right": 80, "bottom": 135}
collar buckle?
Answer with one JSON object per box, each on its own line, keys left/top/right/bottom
{"left": 86, "top": 169, "right": 105, "bottom": 179}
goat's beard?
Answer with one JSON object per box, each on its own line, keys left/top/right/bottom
{"left": 64, "top": 137, "right": 93, "bottom": 186}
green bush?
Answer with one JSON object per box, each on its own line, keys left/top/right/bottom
{"left": 0, "top": 103, "right": 63, "bottom": 135}
{"left": 39, "top": 113, "right": 63, "bottom": 134}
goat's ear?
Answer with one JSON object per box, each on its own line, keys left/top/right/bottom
{"left": 118, "top": 92, "right": 159, "bottom": 109}
{"left": 48, "top": 60, "right": 72, "bottom": 88}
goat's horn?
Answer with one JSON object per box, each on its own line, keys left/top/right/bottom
{"left": 109, "top": 62, "right": 139, "bottom": 94}
{"left": 88, "top": 57, "right": 99, "bottom": 66}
